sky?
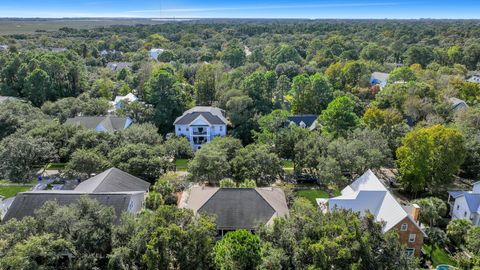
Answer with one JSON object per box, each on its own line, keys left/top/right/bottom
{"left": 0, "top": 0, "right": 479, "bottom": 19}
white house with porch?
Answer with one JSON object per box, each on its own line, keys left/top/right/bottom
{"left": 448, "top": 182, "right": 480, "bottom": 226}
{"left": 174, "top": 106, "right": 229, "bottom": 150}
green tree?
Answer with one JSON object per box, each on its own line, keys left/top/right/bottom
{"left": 222, "top": 43, "right": 246, "bottom": 68}
{"left": 214, "top": 229, "right": 262, "bottom": 270}
{"left": 109, "top": 144, "right": 173, "bottom": 183}
{"left": 144, "top": 69, "right": 190, "bottom": 134}
{"left": 291, "top": 73, "right": 333, "bottom": 114}
{"left": 396, "top": 125, "right": 466, "bottom": 193}
{"left": 0, "top": 234, "right": 74, "bottom": 270}
{"left": 388, "top": 66, "right": 417, "bottom": 83}
{"left": 195, "top": 63, "right": 218, "bottom": 106}
{"left": 164, "top": 136, "right": 194, "bottom": 159}
{"left": 466, "top": 227, "right": 480, "bottom": 256}
{"left": 0, "top": 135, "right": 56, "bottom": 182}
{"left": 403, "top": 45, "right": 434, "bottom": 67}
{"left": 412, "top": 197, "right": 447, "bottom": 227}
{"left": 23, "top": 68, "right": 51, "bottom": 106}
{"left": 447, "top": 219, "right": 473, "bottom": 246}
{"left": 318, "top": 96, "right": 360, "bottom": 137}
{"left": 231, "top": 144, "right": 283, "bottom": 186}
{"left": 65, "top": 149, "right": 111, "bottom": 180}
{"left": 188, "top": 144, "right": 231, "bottom": 184}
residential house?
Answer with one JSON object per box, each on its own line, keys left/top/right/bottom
{"left": 106, "top": 62, "right": 132, "bottom": 72}
{"left": 111, "top": 93, "right": 138, "bottom": 111}
{"left": 467, "top": 74, "right": 480, "bottom": 84}
{"left": 449, "top": 97, "right": 469, "bottom": 111}
{"left": 286, "top": 115, "right": 318, "bottom": 130}
{"left": 149, "top": 48, "right": 165, "bottom": 60}
{"left": 448, "top": 182, "right": 480, "bottom": 226}
{"left": 65, "top": 116, "right": 133, "bottom": 133}
{"left": 0, "top": 45, "right": 8, "bottom": 52}
{"left": 317, "top": 170, "right": 426, "bottom": 256}
{"left": 370, "top": 72, "right": 390, "bottom": 88}
{"left": 179, "top": 186, "right": 289, "bottom": 235}
{"left": 2, "top": 167, "right": 150, "bottom": 222}
{"left": 2, "top": 191, "right": 145, "bottom": 223}
{"left": 174, "top": 106, "right": 229, "bottom": 150}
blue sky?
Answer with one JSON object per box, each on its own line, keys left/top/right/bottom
{"left": 0, "top": 0, "right": 479, "bottom": 19}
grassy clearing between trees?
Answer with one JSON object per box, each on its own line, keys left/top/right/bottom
{"left": 423, "top": 244, "right": 456, "bottom": 267}
{"left": 0, "top": 185, "right": 31, "bottom": 198}
{"left": 45, "top": 162, "right": 66, "bottom": 170}
{"left": 296, "top": 189, "right": 329, "bottom": 205}
{"left": 282, "top": 160, "right": 294, "bottom": 172}
{"left": 175, "top": 159, "right": 190, "bottom": 171}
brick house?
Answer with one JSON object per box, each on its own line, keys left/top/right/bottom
{"left": 317, "top": 170, "right": 426, "bottom": 256}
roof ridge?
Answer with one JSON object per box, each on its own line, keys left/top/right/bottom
{"left": 254, "top": 188, "right": 278, "bottom": 215}
{"left": 197, "top": 188, "right": 221, "bottom": 211}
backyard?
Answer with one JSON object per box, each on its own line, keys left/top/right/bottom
{"left": 423, "top": 244, "right": 457, "bottom": 268}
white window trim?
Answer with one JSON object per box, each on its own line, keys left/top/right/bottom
{"left": 405, "top": 248, "right": 415, "bottom": 256}
{"left": 400, "top": 223, "right": 408, "bottom": 231}
{"left": 408, "top": 234, "right": 416, "bottom": 243}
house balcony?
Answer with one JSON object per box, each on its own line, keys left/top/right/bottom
{"left": 193, "top": 130, "right": 208, "bottom": 135}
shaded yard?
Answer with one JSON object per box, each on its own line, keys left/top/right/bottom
{"left": 282, "top": 160, "right": 294, "bottom": 173}
{"left": 175, "top": 159, "right": 190, "bottom": 172}
{"left": 0, "top": 186, "right": 31, "bottom": 198}
{"left": 423, "top": 244, "right": 456, "bottom": 267}
{"left": 45, "top": 162, "right": 66, "bottom": 170}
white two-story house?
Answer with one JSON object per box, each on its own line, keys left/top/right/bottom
{"left": 448, "top": 182, "right": 480, "bottom": 226}
{"left": 174, "top": 106, "right": 229, "bottom": 150}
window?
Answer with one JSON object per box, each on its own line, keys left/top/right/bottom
{"left": 400, "top": 223, "right": 408, "bottom": 231}
{"left": 178, "top": 127, "right": 181, "bottom": 131}
{"left": 186, "top": 128, "right": 189, "bottom": 131}
{"left": 220, "top": 126, "right": 223, "bottom": 131}
{"left": 408, "top": 234, "right": 416, "bottom": 243}
{"left": 465, "top": 211, "right": 468, "bottom": 217}
{"left": 457, "top": 205, "right": 460, "bottom": 210}
{"left": 405, "top": 248, "right": 415, "bottom": 256}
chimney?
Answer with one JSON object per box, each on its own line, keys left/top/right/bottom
{"left": 410, "top": 203, "right": 420, "bottom": 223}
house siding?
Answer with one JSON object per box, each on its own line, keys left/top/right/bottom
{"left": 392, "top": 217, "right": 424, "bottom": 257}
{"left": 452, "top": 196, "right": 472, "bottom": 221}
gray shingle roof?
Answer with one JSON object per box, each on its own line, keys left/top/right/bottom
{"left": 75, "top": 168, "right": 150, "bottom": 193}
{"left": 65, "top": 116, "right": 131, "bottom": 132}
{"left": 2, "top": 191, "right": 145, "bottom": 223}
{"left": 181, "top": 187, "right": 288, "bottom": 230}
{"left": 174, "top": 106, "right": 229, "bottom": 125}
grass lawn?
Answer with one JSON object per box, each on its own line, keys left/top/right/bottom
{"left": 45, "top": 162, "right": 66, "bottom": 170}
{"left": 0, "top": 186, "right": 31, "bottom": 198}
{"left": 423, "top": 244, "right": 456, "bottom": 267}
{"left": 282, "top": 160, "right": 294, "bottom": 173}
{"left": 175, "top": 159, "right": 190, "bottom": 172}
{"left": 0, "top": 179, "right": 37, "bottom": 185}
{"left": 296, "top": 189, "right": 329, "bottom": 206}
